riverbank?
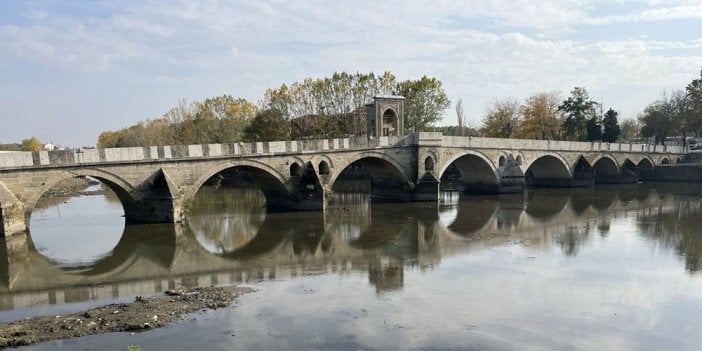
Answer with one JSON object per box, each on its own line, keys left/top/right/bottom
{"left": 0, "top": 286, "right": 254, "bottom": 348}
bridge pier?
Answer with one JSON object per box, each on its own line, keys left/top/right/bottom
{"left": 124, "top": 197, "right": 181, "bottom": 224}
{"left": 0, "top": 181, "right": 26, "bottom": 237}
{"left": 498, "top": 158, "right": 526, "bottom": 193}
{"left": 413, "top": 173, "right": 440, "bottom": 201}
{"left": 0, "top": 203, "right": 26, "bottom": 237}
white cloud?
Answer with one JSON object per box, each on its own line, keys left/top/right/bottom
{"left": 0, "top": 0, "right": 700, "bottom": 145}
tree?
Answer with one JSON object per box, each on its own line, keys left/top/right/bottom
{"left": 602, "top": 108, "right": 621, "bottom": 142}
{"left": 686, "top": 68, "right": 702, "bottom": 136}
{"left": 639, "top": 91, "right": 683, "bottom": 144}
{"left": 194, "top": 95, "right": 257, "bottom": 143}
{"left": 396, "top": 75, "right": 450, "bottom": 132}
{"left": 21, "top": 137, "right": 44, "bottom": 151}
{"left": 619, "top": 118, "right": 640, "bottom": 141}
{"left": 480, "top": 99, "right": 521, "bottom": 138}
{"left": 520, "top": 92, "right": 561, "bottom": 140}
{"left": 586, "top": 116, "right": 602, "bottom": 141}
{"left": 455, "top": 99, "right": 465, "bottom": 136}
{"left": 243, "top": 109, "right": 291, "bottom": 142}
{"left": 261, "top": 71, "right": 397, "bottom": 137}
{"left": 559, "top": 87, "right": 598, "bottom": 141}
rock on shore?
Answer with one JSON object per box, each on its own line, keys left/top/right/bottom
{"left": 0, "top": 286, "right": 254, "bottom": 348}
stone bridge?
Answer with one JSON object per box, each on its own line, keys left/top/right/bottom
{"left": 0, "top": 132, "right": 684, "bottom": 236}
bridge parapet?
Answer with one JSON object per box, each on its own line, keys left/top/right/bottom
{"left": 0, "top": 135, "right": 414, "bottom": 170}
{"left": 440, "top": 135, "right": 683, "bottom": 154}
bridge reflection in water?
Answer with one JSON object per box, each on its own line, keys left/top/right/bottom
{"left": 2, "top": 183, "right": 702, "bottom": 312}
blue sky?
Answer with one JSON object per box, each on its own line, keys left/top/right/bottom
{"left": 1, "top": 0, "right": 701, "bottom": 146}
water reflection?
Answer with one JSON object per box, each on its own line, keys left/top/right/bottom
{"left": 2, "top": 183, "right": 702, "bottom": 314}
{"left": 188, "top": 186, "right": 266, "bottom": 255}
{"left": 28, "top": 182, "right": 124, "bottom": 268}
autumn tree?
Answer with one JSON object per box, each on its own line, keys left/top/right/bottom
{"left": 396, "top": 75, "right": 450, "bottom": 132}
{"left": 194, "top": 95, "right": 257, "bottom": 143}
{"left": 20, "top": 137, "right": 43, "bottom": 151}
{"left": 559, "top": 87, "right": 598, "bottom": 141}
{"left": 602, "top": 108, "right": 621, "bottom": 142}
{"left": 262, "top": 71, "right": 397, "bottom": 137}
{"left": 243, "top": 109, "right": 291, "bottom": 142}
{"left": 97, "top": 96, "right": 256, "bottom": 147}
{"left": 520, "top": 92, "right": 561, "bottom": 140}
{"left": 480, "top": 99, "right": 521, "bottom": 138}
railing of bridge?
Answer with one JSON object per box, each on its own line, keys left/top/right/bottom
{"left": 0, "top": 133, "right": 684, "bottom": 169}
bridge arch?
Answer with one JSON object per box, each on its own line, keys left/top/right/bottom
{"left": 188, "top": 159, "right": 292, "bottom": 211}
{"left": 523, "top": 153, "right": 572, "bottom": 187}
{"left": 637, "top": 158, "right": 654, "bottom": 169}
{"left": 26, "top": 168, "right": 136, "bottom": 216}
{"left": 637, "top": 157, "right": 655, "bottom": 180}
{"left": 438, "top": 150, "right": 500, "bottom": 194}
{"left": 329, "top": 151, "right": 412, "bottom": 202}
{"left": 592, "top": 155, "right": 619, "bottom": 184}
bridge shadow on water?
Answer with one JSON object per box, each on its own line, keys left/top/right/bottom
{"left": 3, "top": 183, "right": 702, "bottom": 311}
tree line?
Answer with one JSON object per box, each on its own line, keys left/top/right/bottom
{"left": 479, "top": 88, "right": 621, "bottom": 142}
{"left": 86, "top": 67, "right": 702, "bottom": 148}
{"left": 478, "top": 68, "right": 702, "bottom": 145}
{"left": 97, "top": 71, "right": 451, "bottom": 148}
{"left": 638, "top": 69, "right": 702, "bottom": 144}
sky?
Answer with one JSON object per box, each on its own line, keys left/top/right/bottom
{"left": 1, "top": 0, "right": 701, "bottom": 147}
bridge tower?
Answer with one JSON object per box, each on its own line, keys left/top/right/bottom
{"left": 366, "top": 96, "right": 405, "bottom": 138}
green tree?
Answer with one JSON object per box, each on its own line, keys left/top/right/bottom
{"left": 639, "top": 91, "right": 683, "bottom": 144}
{"left": 520, "top": 92, "right": 561, "bottom": 140}
{"left": 586, "top": 116, "right": 602, "bottom": 141}
{"left": 243, "top": 109, "right": 291, "bottom": 142}
{"left": 686, "top": 68, "right": 702, "bottom": 136}
{"left": 396, "top": 75, "right": 450, "bottom": 132}
{"left": 602, "top": 108, "right": 621, "bottom": 142}
{"left": 21, "top": 137, "right": 44, "bottom": 151}
{"left": 559, "top": 87, "right": 598, "bottom": 141}
{"left": 480, "top": 99, "right": 521, "bottom": 138}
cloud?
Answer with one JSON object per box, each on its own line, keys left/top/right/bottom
{"left": 0, "top": 0, "right": 700, "bottom": 145}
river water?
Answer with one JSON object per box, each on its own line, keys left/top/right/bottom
{"left": 2, "top": 183, "right": 702, "bottom": 350}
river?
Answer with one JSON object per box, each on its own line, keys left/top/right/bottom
{"left": 2, "top": 182, "right": 702, "bottom": 350}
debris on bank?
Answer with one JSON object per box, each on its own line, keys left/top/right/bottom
{"left": 0, "top": 286, "right": 254, "bottom": 348}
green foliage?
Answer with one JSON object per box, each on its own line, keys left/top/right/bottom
{"left": 559, "top": 87, "right": 598, "bottom": 141}
{"left": 480, "top": 99, "right": 521, "bottom": 138}
{"left": 639, "top": 90, "right": 684, "bottom": 144}
{"left": 396, "top": 75, "right": 450, "bottom": 132}
{"left": 20, "top": 137, "right": 43, "bottom": 151}
{"left": 686, "top": 68, "right": 702, "bottom": 136}
{"left": 602, "top": 108, "right": 621, "bottom": 142}
{"left": 127, "top": 345, "right": 144, "bottom": 351}
{"left": 243, "top": 109, "right": 291, "bottom": 142}
{"left": 586, "top": 116, "right": 602, "bottom": 141}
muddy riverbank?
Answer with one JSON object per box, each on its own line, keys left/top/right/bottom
{"left": 0, "top": 286, "right": 254, "bottom": 348}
